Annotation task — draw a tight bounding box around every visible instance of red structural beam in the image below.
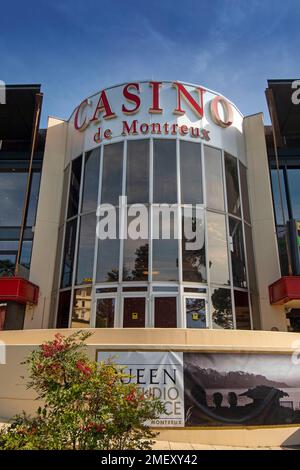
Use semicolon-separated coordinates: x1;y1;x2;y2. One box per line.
0;277;39;305
269;276;300;305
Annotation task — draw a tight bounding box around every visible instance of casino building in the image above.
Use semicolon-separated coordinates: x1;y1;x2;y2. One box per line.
0;79;299;332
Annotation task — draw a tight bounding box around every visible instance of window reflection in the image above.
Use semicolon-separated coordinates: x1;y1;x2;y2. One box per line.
204;146;224;211
229;217;247;288
287;169;300;219
76;213;96;285
96;209;120;282
123;240;149;281
61;218;77;288
211;287;233;329
126;140;149;204
67;156;82;218
56;290;71;328
101;142;123;205
244;224;257;291
82;148;100;213
225;153;241;216
182;211;206;282
186;297;206;328
96;298;115;328
270;169;288;225
234;290;251;330
207;212;229;285
239;163;251;223
153;139;177;203
26;172;41;227
180;141;202;204
0;171;27;226
71;287;92;328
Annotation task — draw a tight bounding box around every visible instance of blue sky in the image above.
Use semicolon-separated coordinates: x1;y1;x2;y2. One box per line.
0;0;299;127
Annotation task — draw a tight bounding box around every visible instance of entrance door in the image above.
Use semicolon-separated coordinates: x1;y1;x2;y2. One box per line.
184;296;207;328
95;297;116;328
154;296;177;328
123;297;146;328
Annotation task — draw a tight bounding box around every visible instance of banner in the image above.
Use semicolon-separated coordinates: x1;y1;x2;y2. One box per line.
97;351;300;427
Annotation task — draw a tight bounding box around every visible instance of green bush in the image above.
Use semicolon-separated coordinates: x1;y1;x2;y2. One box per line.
0;331;164;450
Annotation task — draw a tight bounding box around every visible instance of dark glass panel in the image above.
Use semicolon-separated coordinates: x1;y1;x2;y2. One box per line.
154;297;177;328
60;166;70;226
0;171;27;226
61;218;77;288
76;213;96;285
82;148;100;213
123;213;148;281
211;287;233;329
152;239;178;281
229;217;247;288
182;211;206;282
153;139;177;203
26;171;41;227
244;224;257;291
96;238;120;282
67;156;82;218
225;153;241;216
234;290;251;330
180;141;202;204
287;169;300;219
71;287;92;328
56;290;71;328
270;169;288;225
126;140;149;204
0;253;16;277
207;212;229;285
204;146;224;211
96;298;115;328
239;163;251;223
276;225;289;276
101;142;123;205
186;297;206;328
123;297;145;327
20;240;32;270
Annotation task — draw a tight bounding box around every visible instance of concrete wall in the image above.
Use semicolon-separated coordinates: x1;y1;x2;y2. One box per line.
25;118;68;330
0;328;299;447
244;113;286;331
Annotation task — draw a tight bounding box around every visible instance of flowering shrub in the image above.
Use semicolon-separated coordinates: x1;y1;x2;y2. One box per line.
0;331;164;450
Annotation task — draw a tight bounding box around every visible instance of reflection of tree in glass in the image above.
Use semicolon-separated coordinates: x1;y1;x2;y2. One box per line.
186;299;206;324
0;259;15;277
182;216;206;282
123;244;149;281
211;288;233;329
106;268;119;282
96;298;114;328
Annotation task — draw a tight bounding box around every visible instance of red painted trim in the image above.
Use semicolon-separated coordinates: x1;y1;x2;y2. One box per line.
269;276;300;305
0;277;39;305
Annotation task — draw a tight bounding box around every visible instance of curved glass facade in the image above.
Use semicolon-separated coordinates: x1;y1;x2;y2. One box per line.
55;137;255;330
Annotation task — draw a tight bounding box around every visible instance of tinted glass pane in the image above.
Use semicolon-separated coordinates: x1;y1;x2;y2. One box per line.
71;287;92;328
56;290;71;328
67;156;82;218
26;172;41;226
53;227;64;291
60;166;70;226
287;169;300;219
186;297;206;328
76;213;96;285
154;297;177;328
101;142;123;205
276;225;289;276
239;163;251;223
123;297;145;327
0;171;27;226
153;139;177;203
244;224;257;291
126;140;149;204
225;153;241;216
182;211;206;282
180;141;202;204
82;148;100;213
207;212;229;285
0;253;16;276
204;146;224;211
61;218;77;288
20;240;32;270
96;208;120;282
229;217;247;288
211;287;233;329
123;241;149;281
270;169;288;225
234;290;251;330
96;298;115;328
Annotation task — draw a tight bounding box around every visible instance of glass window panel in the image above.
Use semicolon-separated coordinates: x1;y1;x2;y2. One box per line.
71;287;92;328
26;172;41;227
20;240;32;270
56;290;71;328
182;210;206;282
244;224;257;291
229;217;247;288
207;212;229;285
60;166;70;226
276;225;289;276
53;227;64;291
234;290;251;330
180;141;202;204
153;139;177;203
270;169;288;225
154;297;177;328
67;156;82;218
96;298;115;328
225;153;241;216
96;208;120;282
186;297;207;328
82;148;100;213
126;140;149;204
287;169;300;219
204;146;224;211
0;171;27;226
0;253;16;277
101;142;123;205
76;213;96;285
61;218;77;288
123;297;145;327
210;287;234;329
152;239;178;281
239;163;251;223
123;213;148;281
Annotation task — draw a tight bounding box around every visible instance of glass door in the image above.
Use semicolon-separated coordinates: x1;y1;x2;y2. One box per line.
123;296;146;328
153;296;177;328
184;296;207;328
95;296;116;328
